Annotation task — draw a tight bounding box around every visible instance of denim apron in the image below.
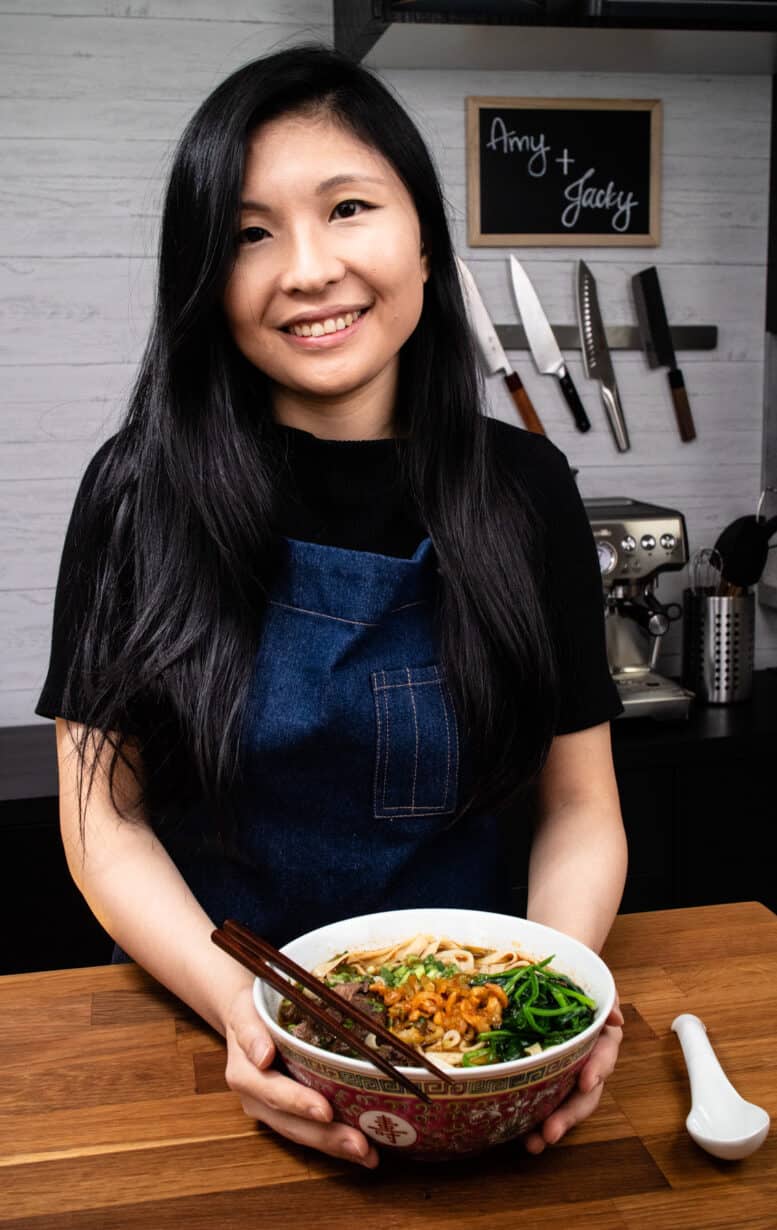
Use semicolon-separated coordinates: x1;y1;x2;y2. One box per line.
113;533;512;960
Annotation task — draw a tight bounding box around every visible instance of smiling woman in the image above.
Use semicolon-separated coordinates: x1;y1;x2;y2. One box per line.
36;43;625;1171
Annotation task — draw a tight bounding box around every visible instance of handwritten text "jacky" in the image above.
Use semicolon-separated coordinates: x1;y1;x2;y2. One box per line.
562;168;638;233
486;117;549;178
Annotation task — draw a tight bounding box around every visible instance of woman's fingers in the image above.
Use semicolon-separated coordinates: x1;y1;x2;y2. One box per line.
521;1018;624;1154
606;991;625;1029
224;987;379;1167
233;1051;378;1167
226;1019;336;1123
576;1021;623;1094
523;1078;605;1153
243;1095;380;1168
227;988;277;1069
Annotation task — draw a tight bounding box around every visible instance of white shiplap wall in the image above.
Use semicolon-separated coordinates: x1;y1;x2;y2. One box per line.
2;3;775;727
384;67;776;677
1;2;332;727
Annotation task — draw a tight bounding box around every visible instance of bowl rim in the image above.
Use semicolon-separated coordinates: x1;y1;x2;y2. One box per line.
252;908;615;1081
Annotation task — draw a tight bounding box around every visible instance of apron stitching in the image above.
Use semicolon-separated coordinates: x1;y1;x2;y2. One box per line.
435;666;452;808
373;679;441;691
372;672;383;818
390;600;430;614
381;669;391;810
268;599;429;624
444;673;460;808
268;600;378;627
406;666;419;810
379;798;453;811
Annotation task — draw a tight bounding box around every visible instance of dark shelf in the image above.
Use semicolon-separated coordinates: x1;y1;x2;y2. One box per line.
335;1;777;70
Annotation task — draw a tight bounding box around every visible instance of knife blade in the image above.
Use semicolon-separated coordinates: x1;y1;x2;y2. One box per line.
577;260;630;453
632;266;697;443
455;256;546;436
508;256;591;434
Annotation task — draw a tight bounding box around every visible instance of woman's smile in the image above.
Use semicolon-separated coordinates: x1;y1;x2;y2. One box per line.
280;305;370;347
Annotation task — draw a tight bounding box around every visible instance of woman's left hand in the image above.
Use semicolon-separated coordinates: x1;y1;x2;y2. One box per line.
522;991;625;1154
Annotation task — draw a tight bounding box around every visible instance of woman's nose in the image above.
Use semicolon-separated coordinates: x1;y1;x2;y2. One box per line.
278;229;345;295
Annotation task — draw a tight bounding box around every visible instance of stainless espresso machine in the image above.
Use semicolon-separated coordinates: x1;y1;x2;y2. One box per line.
583;497;695;720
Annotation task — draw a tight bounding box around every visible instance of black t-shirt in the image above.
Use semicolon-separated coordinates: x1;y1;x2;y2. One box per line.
35;415;622;733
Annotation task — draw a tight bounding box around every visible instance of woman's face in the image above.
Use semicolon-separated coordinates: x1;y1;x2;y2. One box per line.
222;110;429;435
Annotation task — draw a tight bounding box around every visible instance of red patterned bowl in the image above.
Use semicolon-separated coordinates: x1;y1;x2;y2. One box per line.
252;908;615;1160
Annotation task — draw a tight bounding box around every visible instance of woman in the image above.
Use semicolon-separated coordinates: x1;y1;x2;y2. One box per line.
38;44;626;1168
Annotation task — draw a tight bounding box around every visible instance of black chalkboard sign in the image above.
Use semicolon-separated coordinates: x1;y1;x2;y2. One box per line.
466;97;661;247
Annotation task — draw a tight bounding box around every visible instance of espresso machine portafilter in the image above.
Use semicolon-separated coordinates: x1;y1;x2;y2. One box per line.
583;497;696;720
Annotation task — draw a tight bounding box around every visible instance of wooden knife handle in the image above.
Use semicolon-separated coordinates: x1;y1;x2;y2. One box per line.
504;371;546;435
668;369;696;442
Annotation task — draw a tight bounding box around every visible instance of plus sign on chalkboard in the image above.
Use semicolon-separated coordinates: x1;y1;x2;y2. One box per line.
466;97;661;247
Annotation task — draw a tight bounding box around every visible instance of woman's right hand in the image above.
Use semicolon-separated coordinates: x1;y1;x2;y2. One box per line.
224;985;380;1168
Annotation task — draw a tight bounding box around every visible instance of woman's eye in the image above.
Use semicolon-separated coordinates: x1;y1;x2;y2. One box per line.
331;199;372;220
238;226;269;245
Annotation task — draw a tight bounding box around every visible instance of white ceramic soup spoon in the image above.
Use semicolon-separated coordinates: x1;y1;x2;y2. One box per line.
671;1013;770;1160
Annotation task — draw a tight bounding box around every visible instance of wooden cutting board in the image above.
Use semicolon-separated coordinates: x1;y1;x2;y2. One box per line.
1;902;775;1229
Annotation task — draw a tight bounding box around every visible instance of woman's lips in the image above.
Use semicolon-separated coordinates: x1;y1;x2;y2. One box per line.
280;308;369;349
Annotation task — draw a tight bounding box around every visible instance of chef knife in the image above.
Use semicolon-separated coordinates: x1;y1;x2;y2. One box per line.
508;256;591;433
576;260;630;452
455;256;546;436
632;266;697;442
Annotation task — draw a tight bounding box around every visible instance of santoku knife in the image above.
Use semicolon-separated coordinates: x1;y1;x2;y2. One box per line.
577;260;630;452
456;256;546;436
509;255;591;434
632;266;697;442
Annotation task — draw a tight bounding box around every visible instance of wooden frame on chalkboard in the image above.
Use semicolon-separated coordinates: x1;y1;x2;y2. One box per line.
467;97;661;247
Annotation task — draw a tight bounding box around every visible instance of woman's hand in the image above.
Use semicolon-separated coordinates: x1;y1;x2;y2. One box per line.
224;985;380;1168
522;993;625;1154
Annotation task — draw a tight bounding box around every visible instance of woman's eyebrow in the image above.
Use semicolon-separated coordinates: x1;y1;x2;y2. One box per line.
241;173;387;212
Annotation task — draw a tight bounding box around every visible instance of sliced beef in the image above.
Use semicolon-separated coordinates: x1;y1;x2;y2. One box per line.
281;979;410;1065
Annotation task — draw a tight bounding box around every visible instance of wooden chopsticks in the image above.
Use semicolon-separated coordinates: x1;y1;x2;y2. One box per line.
211;918;458;1102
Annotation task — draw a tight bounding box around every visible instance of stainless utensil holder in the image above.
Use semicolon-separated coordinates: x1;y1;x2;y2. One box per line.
682;590;755;704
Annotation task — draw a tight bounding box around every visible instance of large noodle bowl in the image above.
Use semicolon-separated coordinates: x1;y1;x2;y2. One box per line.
279;932;597;1068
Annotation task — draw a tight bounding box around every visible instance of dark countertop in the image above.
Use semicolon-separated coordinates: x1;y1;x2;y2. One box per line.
611;667;777;767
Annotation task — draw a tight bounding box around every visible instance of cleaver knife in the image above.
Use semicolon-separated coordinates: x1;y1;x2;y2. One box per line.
632;266;697;442
456;256;546;435
509;256;591;433
577;260;630;452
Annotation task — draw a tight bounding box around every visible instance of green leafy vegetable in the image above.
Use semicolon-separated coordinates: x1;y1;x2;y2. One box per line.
462;955;596;1066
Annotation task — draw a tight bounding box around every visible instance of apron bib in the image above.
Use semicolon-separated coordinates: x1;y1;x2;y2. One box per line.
114;535;513;958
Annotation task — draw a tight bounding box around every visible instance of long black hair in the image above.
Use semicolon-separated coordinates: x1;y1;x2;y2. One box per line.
65;43;559;842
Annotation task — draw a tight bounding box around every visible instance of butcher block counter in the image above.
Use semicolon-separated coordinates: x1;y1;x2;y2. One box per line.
1;901;776;1229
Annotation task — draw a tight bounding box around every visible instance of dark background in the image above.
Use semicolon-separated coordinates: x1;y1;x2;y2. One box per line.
3;669;776;976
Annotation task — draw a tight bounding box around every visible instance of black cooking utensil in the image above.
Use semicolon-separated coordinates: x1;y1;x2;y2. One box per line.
713;514;777;588
632;266;697;443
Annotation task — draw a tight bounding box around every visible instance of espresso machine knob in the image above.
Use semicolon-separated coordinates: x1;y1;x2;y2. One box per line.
640;534;657;551
644;590;683;635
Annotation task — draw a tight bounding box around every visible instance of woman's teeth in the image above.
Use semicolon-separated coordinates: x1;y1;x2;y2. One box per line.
286;309;364;337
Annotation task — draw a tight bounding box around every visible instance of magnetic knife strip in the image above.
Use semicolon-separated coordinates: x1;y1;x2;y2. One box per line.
496;325;716;352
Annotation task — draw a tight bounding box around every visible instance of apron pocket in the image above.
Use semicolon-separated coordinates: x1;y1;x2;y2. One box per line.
370;664;459;819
